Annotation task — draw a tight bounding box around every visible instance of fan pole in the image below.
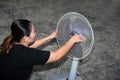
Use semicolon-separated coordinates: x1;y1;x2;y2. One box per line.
68;57;79;80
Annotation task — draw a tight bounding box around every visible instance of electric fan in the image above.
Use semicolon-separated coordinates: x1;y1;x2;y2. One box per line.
50;12;94;80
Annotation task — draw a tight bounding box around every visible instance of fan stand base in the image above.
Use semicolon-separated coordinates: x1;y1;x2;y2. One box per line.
49;72;82;80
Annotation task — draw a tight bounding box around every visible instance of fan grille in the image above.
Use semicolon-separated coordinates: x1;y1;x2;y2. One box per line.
56;12;94;59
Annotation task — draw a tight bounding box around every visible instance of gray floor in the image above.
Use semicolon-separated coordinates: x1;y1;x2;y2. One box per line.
0;0;120;80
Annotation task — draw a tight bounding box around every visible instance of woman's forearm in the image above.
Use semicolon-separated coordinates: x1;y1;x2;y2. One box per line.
47;38;75;63
54;39;74;59
29;31;57;48
29;36;51;48
46;34;82;63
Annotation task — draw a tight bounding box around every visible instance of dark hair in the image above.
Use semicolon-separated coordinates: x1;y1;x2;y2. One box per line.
0;19;32;54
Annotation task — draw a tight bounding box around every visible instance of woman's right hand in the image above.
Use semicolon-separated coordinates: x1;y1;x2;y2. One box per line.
70;34;82;44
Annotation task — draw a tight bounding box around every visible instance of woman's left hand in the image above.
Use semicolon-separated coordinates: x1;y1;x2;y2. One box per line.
48;31;57;39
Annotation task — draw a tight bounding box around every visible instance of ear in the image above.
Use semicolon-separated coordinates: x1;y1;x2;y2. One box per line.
22;36;29;43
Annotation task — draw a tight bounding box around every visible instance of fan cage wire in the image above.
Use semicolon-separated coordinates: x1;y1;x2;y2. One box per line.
56;12;94;60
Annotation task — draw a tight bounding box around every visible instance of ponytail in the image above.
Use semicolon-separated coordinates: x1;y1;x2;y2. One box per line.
0;19;32;55
0;35;14;55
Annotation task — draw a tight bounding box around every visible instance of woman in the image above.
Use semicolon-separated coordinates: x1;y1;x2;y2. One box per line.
0;19;82;80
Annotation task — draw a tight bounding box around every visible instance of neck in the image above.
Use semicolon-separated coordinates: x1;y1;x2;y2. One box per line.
15;42;29;47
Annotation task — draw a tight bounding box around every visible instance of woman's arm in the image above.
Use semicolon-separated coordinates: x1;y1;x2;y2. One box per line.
46;34;82;63
29;31;57;48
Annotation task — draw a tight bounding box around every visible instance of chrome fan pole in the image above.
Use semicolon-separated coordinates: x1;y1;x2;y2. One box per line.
68;57;82;80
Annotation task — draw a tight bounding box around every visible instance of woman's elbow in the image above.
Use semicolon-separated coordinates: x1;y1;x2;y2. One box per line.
46;51;61;64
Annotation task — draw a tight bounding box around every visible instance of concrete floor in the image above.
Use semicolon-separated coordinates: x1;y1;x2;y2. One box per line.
0;0;120;80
